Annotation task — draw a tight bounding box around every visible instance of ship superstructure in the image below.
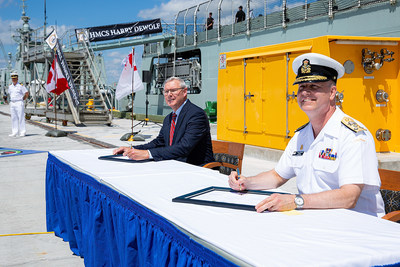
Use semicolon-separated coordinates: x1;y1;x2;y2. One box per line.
2;0;113;125
136;0;400;116
134;0;400;153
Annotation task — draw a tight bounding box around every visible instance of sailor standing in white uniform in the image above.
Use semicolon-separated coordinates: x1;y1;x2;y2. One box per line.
228;53;385;217
8;72;29;137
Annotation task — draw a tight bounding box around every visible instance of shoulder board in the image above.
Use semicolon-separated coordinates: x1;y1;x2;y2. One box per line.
295;122;309;132
341;117;366;133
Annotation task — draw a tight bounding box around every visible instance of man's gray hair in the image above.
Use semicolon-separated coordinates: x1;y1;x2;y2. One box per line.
163;77;187;89
328;80;337;86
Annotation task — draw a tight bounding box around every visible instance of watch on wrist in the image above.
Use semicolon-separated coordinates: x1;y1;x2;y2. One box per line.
294;194;304;209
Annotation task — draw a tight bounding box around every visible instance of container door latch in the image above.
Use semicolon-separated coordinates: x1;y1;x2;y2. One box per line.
244;92;254;100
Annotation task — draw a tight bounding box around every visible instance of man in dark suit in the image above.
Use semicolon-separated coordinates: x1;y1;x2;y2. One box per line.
113;77;214;166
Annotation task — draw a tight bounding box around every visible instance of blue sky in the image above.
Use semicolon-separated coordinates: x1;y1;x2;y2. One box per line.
0;0;203;84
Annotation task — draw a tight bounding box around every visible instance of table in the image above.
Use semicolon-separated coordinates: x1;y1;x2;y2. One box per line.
46;149;400;266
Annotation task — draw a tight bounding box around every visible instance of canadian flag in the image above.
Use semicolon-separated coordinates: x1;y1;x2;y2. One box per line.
46;56;70;95
115;48;144;100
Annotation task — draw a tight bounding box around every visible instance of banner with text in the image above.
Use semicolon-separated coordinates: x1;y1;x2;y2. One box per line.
54;39;80;106
75;18;162;42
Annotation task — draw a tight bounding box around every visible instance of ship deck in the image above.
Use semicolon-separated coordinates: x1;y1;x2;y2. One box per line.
0;102;399;265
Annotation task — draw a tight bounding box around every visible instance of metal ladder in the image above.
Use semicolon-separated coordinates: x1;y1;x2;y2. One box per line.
65;44;112;125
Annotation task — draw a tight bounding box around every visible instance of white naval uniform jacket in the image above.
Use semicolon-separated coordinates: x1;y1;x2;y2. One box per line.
9;83;28;101
8;83;28;135
275;108;385;217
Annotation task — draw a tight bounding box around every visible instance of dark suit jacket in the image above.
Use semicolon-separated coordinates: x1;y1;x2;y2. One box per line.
134;100;214;166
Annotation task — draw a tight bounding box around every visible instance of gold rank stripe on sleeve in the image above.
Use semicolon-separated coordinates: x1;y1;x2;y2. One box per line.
341;117;366;133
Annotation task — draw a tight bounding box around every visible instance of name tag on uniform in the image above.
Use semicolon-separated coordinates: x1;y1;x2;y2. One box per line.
292;151;304;156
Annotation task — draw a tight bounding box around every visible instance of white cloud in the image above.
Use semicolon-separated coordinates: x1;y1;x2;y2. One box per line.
103;45;144;85
0;17;22;68
0;17;22;46
136;0;290;26
138;0;205;22
108;51;122;57
107;50;127;66
42;24;77;43
103;47;138;84
0;0;14;8
0;16;75;60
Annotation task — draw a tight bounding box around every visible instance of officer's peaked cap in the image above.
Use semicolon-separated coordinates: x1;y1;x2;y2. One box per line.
292;53;344;85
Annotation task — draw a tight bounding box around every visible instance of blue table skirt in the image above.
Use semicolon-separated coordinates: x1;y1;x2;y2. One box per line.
46;153;236;267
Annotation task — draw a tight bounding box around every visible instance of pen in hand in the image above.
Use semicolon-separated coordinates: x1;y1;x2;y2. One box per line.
236;167;241;191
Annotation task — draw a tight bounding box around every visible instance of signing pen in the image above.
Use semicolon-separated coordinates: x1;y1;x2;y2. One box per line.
236;168;241;191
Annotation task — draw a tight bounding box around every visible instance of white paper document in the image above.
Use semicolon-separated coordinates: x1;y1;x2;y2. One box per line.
192;190;269;206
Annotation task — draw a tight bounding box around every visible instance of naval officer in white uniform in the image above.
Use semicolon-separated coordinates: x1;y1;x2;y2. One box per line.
228;53;385;217
8;72;29;137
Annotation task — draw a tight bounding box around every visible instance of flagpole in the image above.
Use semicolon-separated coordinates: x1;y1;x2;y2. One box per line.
130;47;135;148
54;56;57;130
54;92;57;130
45;48;67;138
119;47;149;142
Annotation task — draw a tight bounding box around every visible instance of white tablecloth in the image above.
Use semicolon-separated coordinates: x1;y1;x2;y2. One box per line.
51;149;400;266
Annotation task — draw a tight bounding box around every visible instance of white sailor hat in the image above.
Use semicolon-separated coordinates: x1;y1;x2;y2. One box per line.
292;53;345;85
10;72;18;78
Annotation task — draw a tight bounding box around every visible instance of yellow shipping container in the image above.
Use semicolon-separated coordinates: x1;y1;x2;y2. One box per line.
217;36;400;153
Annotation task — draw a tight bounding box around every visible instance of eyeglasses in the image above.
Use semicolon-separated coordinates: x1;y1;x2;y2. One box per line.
162;87;184;95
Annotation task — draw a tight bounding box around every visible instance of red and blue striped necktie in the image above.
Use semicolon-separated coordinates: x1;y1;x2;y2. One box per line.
169;113;177;146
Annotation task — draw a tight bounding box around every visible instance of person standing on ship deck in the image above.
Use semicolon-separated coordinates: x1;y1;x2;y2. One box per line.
206;12;214;30
235;6;246;23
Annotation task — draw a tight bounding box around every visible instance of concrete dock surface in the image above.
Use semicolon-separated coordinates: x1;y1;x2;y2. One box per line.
0;103;398;266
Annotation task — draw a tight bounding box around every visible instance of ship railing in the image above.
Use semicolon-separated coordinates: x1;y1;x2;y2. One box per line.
162;0;396;50
58;29;82;53
18;25;53;112
19;25;112;124
20;25;52;63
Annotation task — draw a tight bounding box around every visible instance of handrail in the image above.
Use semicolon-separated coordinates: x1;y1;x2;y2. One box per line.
217;0;223;42
168;0;394;49
194;4;200;46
